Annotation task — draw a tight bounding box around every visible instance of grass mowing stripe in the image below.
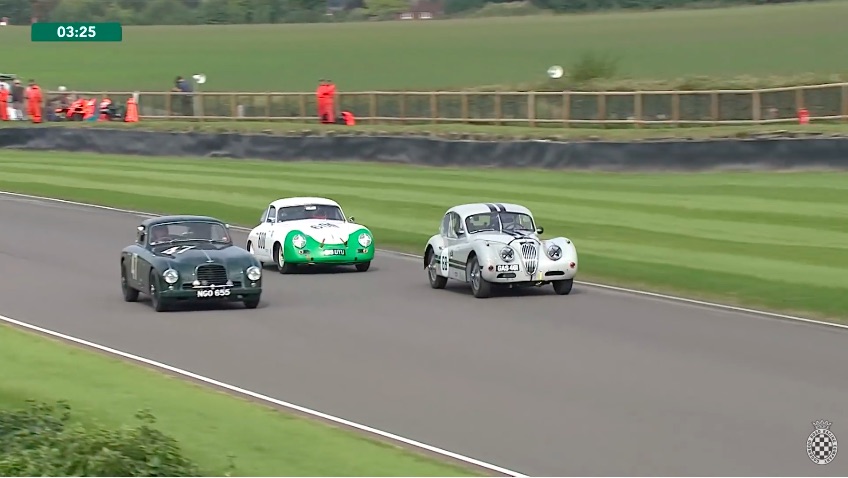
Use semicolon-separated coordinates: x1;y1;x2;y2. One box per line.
582;254;848;320
9;168;845;253
0;324;477;477
589;239;841;289
7;161;848;221
1;152;845;321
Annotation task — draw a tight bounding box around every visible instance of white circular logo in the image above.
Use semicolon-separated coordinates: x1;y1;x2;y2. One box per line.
807;423;838;465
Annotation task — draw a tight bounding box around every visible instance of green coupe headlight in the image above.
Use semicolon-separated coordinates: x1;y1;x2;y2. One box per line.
246;266;262;281
358;233;372;247
292;234;306;249
163;268;179;284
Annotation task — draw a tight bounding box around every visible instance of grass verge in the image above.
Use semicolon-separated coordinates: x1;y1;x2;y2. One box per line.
0;151;845;322
4;120;848;141
0;322;479;476
3;2;848;91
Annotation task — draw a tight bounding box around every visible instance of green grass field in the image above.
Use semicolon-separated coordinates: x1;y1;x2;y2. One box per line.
2;1;848;91
1;150;846;321
0;323;478;476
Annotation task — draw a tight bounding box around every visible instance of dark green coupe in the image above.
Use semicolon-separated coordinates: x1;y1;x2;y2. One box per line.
120;215;263;312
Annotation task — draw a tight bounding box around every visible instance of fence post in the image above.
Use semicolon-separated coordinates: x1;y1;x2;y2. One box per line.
430;92;438;124
634;91;643;128
165;93;172;118
752;90;761;124
231;94;237;119
597;93;606;128
671;92;680;127
265;93;271;119
562;91;570;128
710;91;719;126
299;94;306;120
842;84;848;123
795;87;804;113
494;92;502;126
461;93;469;124
369;93;377;125
399;92;406;124
527;91;536;127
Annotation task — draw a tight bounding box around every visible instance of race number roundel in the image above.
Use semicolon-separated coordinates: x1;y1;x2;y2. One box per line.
440;250;449;274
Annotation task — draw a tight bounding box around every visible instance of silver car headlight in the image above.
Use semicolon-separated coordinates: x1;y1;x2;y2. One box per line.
546;244;562;261
358;232;372;247
292;234;306;249
246;266;262;281
162;268;179;284
500;247;514;262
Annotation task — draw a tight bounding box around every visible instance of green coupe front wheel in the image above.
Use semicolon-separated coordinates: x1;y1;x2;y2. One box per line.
355;261;371;272
149;271;170;312
243;296;260;309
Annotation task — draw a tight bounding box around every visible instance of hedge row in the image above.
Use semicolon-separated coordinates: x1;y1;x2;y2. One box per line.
0;401;210;477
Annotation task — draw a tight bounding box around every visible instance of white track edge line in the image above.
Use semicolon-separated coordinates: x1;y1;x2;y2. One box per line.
0;312;526;477
1;190;845;332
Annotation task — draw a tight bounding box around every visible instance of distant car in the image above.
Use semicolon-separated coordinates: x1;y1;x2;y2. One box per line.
246;197;375;273
120;215;263;312
423;203;578;298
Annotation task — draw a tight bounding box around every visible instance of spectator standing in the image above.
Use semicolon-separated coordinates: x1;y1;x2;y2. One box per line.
25;79;43;123
11;79;24;120
173;76;193;116
0;83;8;121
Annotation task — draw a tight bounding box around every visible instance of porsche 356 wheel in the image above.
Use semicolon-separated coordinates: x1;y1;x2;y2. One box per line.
468;256;492;298
149;271;169;312
552;278;574;295
121;263;139;302
355;261;371;272
427;250;447;289
274;243;297;274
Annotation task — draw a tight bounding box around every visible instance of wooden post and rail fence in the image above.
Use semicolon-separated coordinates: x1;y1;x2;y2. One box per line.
50;82;848;128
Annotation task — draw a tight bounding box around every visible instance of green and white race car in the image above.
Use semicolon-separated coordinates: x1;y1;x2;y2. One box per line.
247;197;375;273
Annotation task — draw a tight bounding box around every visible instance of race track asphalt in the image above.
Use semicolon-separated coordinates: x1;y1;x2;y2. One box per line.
1;193;847;476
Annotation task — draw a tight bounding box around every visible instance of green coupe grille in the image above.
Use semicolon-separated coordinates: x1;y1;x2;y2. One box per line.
196;264;228;285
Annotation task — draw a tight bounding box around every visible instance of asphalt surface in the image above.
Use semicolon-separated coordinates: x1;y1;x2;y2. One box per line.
1;193;847;476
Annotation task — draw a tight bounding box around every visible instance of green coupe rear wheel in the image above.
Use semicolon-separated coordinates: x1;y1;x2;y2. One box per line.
121;262;139;302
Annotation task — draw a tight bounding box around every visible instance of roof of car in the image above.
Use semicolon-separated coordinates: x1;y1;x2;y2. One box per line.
140;215;225;227
270;197;341;209
448;202;532;217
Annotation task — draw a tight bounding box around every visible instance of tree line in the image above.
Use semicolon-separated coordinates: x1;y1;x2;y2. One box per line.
0;0;817;25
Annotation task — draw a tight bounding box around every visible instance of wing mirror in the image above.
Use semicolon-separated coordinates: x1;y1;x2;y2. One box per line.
536;226;544;234
457;227;465;235
348;216;355;223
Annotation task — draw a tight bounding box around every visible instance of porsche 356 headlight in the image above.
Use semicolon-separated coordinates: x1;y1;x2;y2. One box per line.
358;233;372;247
546;244;562;261
500;247;514;262
292;234;306;249
246;266;262;281
163;268;179;284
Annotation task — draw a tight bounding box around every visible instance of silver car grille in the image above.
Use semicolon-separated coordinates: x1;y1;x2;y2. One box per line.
520;241;538;275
